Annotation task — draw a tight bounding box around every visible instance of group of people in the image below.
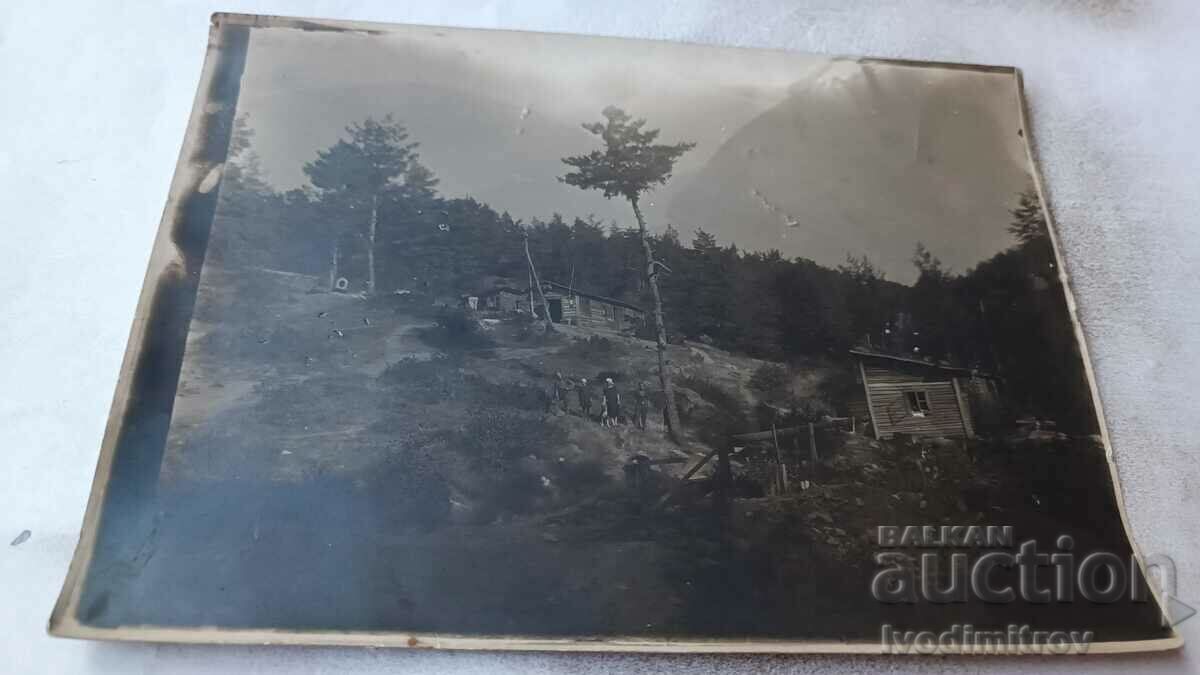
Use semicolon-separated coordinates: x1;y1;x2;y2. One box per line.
551;372;651;430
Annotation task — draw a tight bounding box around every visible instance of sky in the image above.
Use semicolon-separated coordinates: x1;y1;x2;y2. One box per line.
233;24;1033;284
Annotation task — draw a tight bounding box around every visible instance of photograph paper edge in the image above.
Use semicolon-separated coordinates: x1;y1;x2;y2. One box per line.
47;12;1182;654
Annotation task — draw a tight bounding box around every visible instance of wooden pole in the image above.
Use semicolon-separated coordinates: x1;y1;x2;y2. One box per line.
329;240;339;291
366;193;378;295
715;444;733;520
630;197;681;443
808;422;819;482
771;424;788;493
679;447;719;481
523;232;554;333
859;359;882;440
951;377;974;439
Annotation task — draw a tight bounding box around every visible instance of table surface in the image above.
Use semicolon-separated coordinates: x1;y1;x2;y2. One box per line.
2;1;1198;672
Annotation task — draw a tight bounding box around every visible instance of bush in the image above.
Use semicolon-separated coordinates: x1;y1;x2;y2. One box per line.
749;363;791;397
676;374;748;445
419;307;495;351
818;365;861;411
780;395;838;425
453;408;567;516
455;407;565;467
562;334;623;361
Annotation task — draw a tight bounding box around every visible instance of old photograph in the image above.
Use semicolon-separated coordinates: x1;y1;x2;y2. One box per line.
51;14;1178;652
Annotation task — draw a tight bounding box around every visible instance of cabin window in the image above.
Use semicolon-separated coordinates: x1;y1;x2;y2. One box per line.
905;390;931;417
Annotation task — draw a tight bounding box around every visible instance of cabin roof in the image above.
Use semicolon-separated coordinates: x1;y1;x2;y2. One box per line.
849;348;984;376
540;281;645;313
475;286;526;297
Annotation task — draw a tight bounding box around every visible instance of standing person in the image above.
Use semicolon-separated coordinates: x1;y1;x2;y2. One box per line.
577;378;592;419
603;378;622;426
562;376;575;414
545;377;558;414
634;381;650;430
552;371;570;415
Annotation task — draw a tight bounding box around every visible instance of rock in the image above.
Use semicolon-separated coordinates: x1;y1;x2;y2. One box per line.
854;497;865;507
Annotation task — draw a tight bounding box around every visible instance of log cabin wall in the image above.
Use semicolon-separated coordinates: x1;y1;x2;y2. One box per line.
868;380;966;438
571;294;643;332
853;353;975;440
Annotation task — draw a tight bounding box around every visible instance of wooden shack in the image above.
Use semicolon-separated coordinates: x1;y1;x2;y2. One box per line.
534;281;645;333
474;286;528;313
847;349;1000;440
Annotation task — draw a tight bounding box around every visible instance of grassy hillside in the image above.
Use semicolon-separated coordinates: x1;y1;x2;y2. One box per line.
99;272;1165;642
166;267;847;522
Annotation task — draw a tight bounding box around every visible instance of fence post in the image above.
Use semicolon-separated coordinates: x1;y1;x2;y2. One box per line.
715;444;733;521
808;422;819;481
771;424;788;493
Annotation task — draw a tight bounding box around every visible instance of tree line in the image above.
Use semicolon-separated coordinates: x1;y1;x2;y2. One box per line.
209;113;1097;433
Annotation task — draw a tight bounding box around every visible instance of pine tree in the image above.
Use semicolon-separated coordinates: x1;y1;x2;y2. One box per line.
561;107;696;442
303;116;434;293
1008;188;1048;244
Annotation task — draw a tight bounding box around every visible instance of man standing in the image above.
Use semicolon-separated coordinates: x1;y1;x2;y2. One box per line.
552;372;570;415
561;376;575;414
603;378;622;426
634;381;650;430
577;377;592;419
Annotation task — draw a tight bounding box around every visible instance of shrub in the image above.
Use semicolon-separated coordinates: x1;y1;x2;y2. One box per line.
676;374;748;445
419;307;495;351
563;334;620;360
455;407;565;467
779;395;838;424
452;408;567;516
749;363;791;397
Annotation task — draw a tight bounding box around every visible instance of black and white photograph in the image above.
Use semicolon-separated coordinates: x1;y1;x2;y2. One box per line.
47;13;1180;654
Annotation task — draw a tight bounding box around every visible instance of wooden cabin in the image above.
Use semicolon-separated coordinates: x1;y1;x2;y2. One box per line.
534;281;645;333
473;286;528;313
847;349;1000;440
